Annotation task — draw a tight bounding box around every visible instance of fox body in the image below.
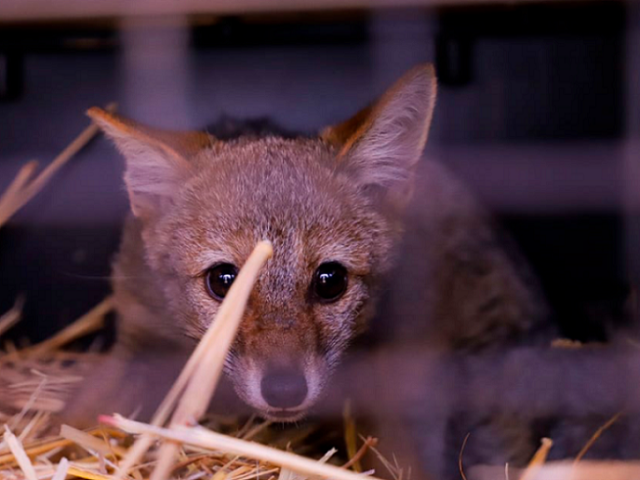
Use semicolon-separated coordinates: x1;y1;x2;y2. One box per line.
65;65;552;448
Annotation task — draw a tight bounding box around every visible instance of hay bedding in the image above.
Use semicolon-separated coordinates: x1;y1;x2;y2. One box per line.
1;107;640;480
0;343;375;480
0;343;379;480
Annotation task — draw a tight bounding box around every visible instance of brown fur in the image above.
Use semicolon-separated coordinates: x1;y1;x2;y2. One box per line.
65;65;553;479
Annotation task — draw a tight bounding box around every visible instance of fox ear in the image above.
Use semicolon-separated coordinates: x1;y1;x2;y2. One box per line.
88;108;215;220
321;64;437;210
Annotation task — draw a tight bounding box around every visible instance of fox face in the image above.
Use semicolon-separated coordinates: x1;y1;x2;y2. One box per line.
89;65;437;421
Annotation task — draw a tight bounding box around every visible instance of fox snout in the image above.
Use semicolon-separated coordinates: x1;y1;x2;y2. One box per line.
261;367;308;410
228;338;326;421
227;312;330;421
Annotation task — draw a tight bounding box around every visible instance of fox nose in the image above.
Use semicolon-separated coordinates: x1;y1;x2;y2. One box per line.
261;369;308;409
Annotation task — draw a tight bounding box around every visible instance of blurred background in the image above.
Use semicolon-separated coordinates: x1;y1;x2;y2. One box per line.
1;0;638;344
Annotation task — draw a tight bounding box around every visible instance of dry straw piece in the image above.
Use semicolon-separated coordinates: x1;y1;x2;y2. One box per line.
3;425;37;480
519;438;553;480
0;297;24;338
0;296;114;365
0;102;117;229
103;414;381;480
470;461;640;480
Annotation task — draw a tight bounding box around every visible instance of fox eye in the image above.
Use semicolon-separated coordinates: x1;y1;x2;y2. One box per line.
312;262;348;302
205;263;238;300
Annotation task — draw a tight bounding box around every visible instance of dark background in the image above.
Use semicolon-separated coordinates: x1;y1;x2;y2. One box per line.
0;1;638;344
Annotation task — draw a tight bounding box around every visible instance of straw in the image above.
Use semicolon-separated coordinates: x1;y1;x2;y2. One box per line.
103;415;384;480
0;103;117;228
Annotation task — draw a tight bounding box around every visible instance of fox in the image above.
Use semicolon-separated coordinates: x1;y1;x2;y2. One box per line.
63;64;555;471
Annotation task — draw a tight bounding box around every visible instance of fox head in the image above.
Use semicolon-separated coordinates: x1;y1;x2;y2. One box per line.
89;65;437;421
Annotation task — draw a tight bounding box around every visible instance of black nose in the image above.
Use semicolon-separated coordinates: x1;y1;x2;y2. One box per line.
261;369;308;409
